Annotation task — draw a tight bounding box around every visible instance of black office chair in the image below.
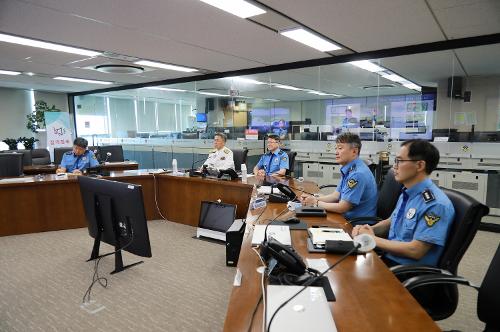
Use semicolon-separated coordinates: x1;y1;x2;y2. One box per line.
0;153;24;177
403;244;500;331
98;145;124;162
286;151;297;176
319;168;402;226
54;147;73;165
31;148;51;165
391;188;490;321
232;148;248;172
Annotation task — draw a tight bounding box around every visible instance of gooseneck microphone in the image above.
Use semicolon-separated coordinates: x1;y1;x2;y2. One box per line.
266;234;376;331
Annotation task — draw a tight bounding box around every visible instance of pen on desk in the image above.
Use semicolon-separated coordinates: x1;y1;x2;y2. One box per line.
321;229;342;233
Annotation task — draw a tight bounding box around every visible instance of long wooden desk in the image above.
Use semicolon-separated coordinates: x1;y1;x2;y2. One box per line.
22;161;139;175
223;179;440;332
0;171;252;236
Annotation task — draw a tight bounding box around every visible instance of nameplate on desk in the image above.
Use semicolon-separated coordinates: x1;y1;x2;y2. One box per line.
0;177;35;184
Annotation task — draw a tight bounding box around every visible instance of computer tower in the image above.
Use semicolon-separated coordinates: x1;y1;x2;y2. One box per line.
225;219;246;267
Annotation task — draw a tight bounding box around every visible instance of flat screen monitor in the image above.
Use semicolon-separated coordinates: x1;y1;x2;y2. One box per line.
196;113;207;122
198;201;236;233
97;145;124;162
78;176;152;273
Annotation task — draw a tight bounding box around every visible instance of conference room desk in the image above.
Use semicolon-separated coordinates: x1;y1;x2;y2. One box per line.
0;171;253;236
22;161;139;175
223;178;440;332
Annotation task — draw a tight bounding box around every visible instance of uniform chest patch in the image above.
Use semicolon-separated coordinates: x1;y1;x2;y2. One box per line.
406;208;416;219
220;156;225;160
424;212;441;227
347;179;358;189
82;157;87;161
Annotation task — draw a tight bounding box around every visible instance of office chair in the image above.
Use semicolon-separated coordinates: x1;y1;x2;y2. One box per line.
232;148;248;172
97;145;124;162
31;148;51;165
285;151;297;176
54;147;73;165
319;168;402;226
0;153;24;177
403;243;500;331
391;188;490;321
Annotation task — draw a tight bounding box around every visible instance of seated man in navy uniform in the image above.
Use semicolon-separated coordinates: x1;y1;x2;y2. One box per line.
253;134;289;177
300;133;377;219
56;137;99;175
353;139;455;267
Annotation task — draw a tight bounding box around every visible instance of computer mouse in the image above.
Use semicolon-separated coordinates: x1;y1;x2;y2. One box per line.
284;217;301;224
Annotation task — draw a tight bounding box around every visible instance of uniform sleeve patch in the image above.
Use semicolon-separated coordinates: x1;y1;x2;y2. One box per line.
424;212;441;227
347;179;358;189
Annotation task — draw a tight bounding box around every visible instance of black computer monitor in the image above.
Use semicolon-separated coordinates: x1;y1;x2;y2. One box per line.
97;145;124;163
198;201;236;233
78;176;152;274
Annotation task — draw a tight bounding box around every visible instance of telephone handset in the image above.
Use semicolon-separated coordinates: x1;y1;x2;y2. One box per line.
260;238;307;275
275;183;297;201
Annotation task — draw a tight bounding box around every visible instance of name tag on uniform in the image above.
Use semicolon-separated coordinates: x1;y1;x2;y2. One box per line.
406;208;416;219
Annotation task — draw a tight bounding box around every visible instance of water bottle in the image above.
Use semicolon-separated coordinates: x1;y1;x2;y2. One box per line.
172;158;178;173
241;164;247;183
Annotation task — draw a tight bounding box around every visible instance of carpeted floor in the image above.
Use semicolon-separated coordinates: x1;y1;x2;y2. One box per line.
0;220;235;332
0;218;499;331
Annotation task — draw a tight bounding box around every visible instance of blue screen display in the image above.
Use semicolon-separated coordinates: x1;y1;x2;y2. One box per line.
196;113;207;122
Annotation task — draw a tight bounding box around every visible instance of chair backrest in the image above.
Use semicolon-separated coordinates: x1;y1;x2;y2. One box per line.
13;149;32;166
478;244;500;330
54;147;73;164
0;153;23;177
286;151;297;176
98;145;124;162
232;148;248;172
438;187;489;274
376;168;403;220
31;148;51;165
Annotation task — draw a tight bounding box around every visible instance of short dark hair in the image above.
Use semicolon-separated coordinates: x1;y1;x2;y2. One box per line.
214;132;227;142
267;134;280;142
401;139;440;174
336;132;361;154
73;137;88;149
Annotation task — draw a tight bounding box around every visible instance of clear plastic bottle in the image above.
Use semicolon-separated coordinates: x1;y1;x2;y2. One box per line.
172;158;178;173
241;164;247;183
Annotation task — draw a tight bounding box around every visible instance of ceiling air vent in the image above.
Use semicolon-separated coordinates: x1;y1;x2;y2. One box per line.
95;64;144;74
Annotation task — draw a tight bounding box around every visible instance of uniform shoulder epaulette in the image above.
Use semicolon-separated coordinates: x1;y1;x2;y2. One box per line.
223;148;230;154
64;151;73;155
422;189;435;203
210;149;217;153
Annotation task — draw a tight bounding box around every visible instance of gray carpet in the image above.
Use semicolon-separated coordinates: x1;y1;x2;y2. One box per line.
0;221;235;332
1;218;499;331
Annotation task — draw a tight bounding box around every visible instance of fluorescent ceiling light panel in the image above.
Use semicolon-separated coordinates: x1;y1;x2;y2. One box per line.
199;0;266;18
403;83;421;91
307;90;341;97
53;76;113;85
280;28;341;52
226;76;267;85
145;87;187;92
135;60;198;73
0;33;101;57
0;69;21;76
264;98;280;102
273;84;302;91
349;60;384;72
198;91;229;97
380;73;406;82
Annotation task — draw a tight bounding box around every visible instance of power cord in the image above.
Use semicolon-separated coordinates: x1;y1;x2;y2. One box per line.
152;173;168;221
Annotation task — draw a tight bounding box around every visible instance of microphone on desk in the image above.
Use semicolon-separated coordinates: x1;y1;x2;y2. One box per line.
266;234;376;332
102;152;112;164
189;158;208;177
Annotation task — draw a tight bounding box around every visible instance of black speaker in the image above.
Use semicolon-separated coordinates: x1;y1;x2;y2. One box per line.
225;219;245;266
447;77;463;99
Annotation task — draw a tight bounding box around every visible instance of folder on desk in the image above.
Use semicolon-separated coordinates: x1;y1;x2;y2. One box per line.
308;227;352;247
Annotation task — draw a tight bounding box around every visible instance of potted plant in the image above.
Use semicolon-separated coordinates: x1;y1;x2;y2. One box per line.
26;100;61;133
18;137;39;150
2;138;19;150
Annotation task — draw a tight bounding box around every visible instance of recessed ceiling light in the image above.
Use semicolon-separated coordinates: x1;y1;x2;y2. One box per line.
145;87;187;92
199;0;266;18
349;60;384;72
402;83;421;91
0;69;22;76
380;73;407;82
226;76;267;85
53;76;113;85
280;28;341;52
0;33;101;57
273;84;302;91
24;72;36;76
135;60;198;73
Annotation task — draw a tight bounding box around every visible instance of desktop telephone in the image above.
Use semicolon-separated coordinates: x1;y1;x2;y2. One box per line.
260;238;306;275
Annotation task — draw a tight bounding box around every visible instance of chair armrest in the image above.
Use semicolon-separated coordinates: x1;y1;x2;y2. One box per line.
347;216;382;226
319;184;337;189
390;264;452;277
403;273;480;292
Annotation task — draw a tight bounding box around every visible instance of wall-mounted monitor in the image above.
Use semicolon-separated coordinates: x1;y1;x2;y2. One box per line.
196;113;207;122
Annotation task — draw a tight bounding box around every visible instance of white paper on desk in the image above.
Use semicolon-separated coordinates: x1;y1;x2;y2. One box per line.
252;225;291;246
308;227;352;245
306;258;330;274
257;186;276;195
